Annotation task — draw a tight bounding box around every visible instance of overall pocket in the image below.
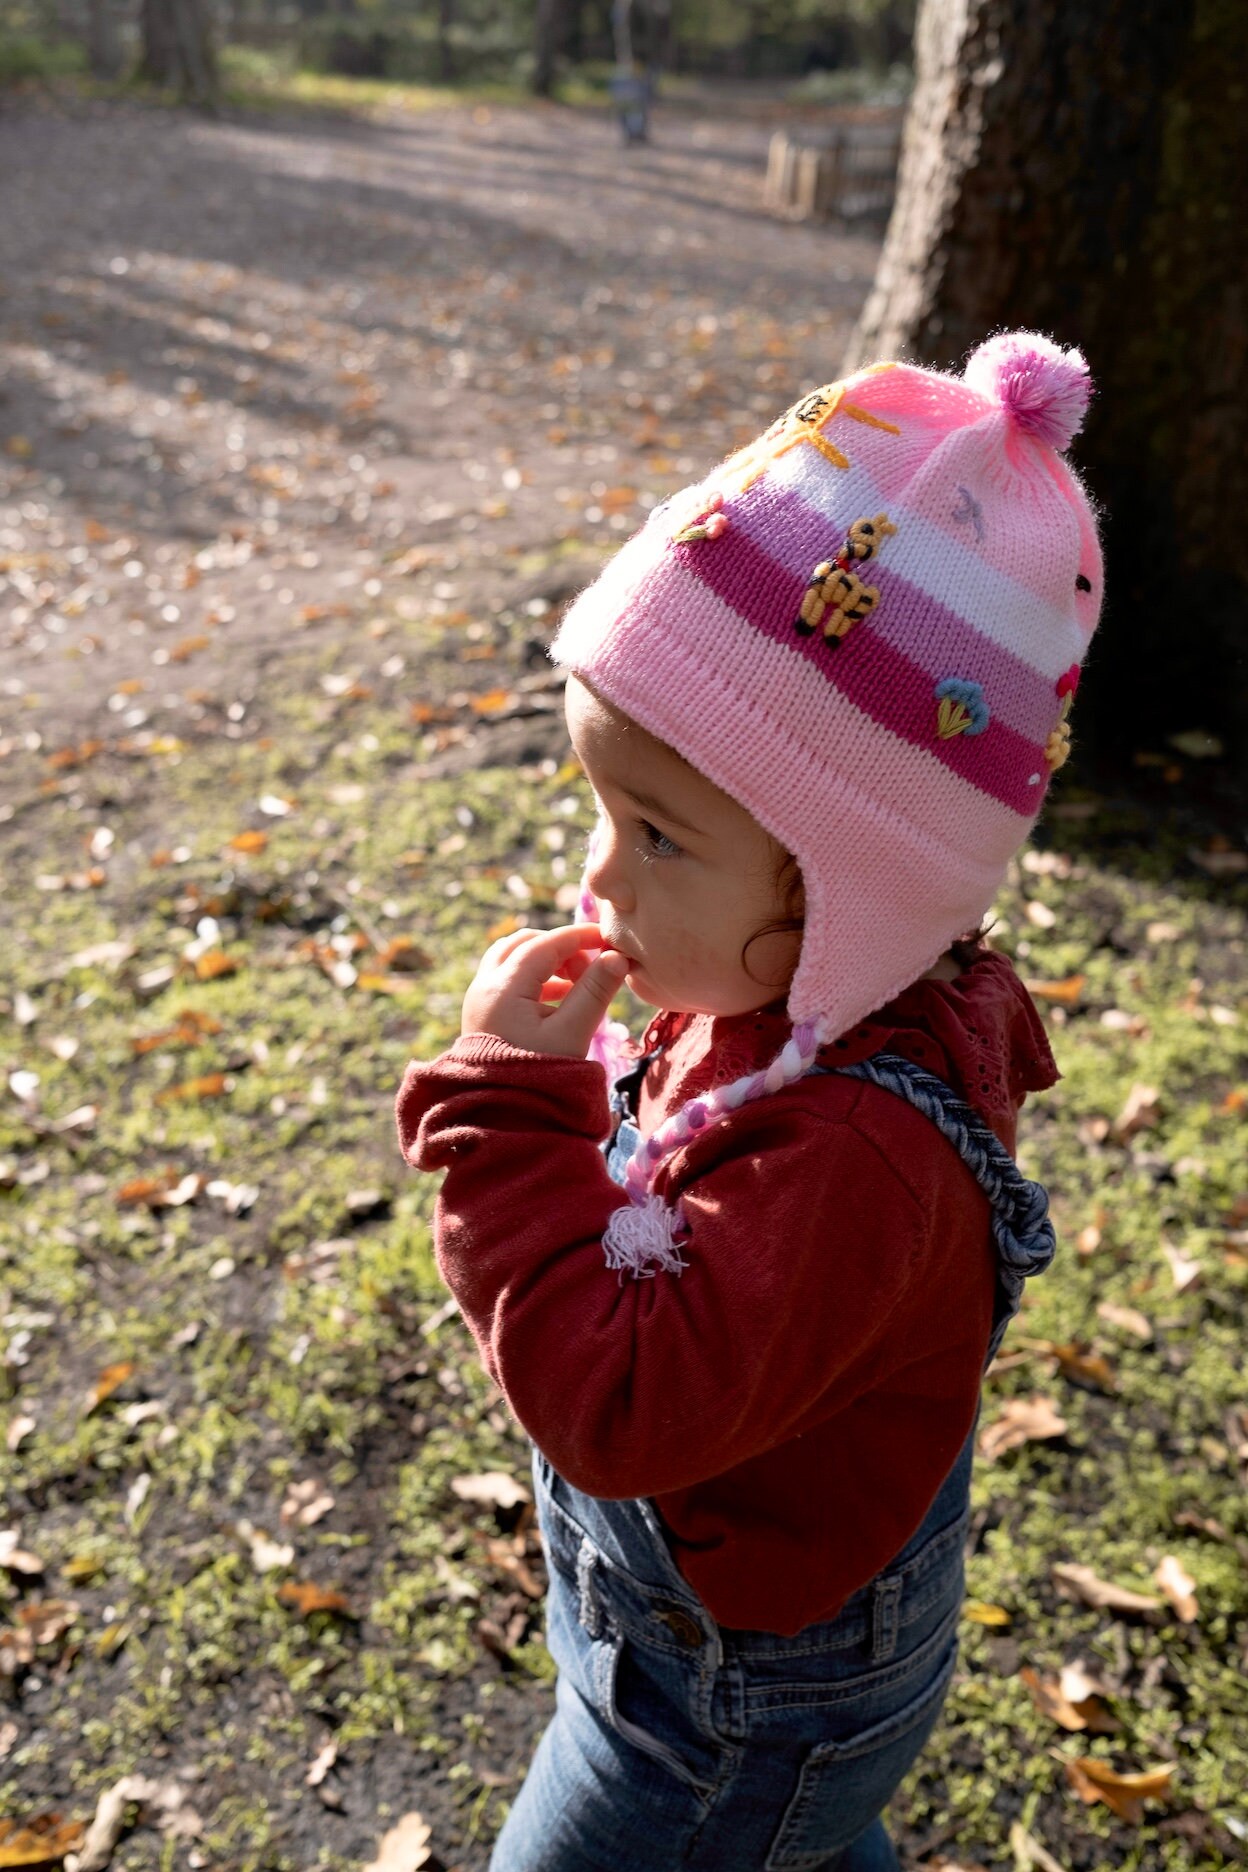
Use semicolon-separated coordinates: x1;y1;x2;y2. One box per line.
534;1452;736;1799
762;1632;959;1870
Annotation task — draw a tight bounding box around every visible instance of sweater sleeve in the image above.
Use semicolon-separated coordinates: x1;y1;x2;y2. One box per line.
396;1035;930;1499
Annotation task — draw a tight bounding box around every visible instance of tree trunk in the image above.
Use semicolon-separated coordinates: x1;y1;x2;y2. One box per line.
846;0;1248;779
139;0;221;109
533;0;567;95
437;0;454;82
87;0;123;79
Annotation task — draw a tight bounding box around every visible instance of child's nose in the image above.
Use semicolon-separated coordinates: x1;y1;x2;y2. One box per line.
586;817;635;914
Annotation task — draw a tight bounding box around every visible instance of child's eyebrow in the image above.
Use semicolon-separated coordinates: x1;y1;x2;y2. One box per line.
621;783;703;838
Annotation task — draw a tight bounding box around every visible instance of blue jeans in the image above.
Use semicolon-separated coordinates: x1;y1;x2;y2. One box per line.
488;1046;1056;1868
489;1429;972;1871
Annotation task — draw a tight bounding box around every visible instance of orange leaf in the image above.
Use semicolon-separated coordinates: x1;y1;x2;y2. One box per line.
116;1173;172;1207
225;830;268;854
1019;1665;1117;1733
468;688;518;716
155;1072;229;1104
278;1582;354;1617
1063;1757;1174;1823
485;914;525;942
1023;973;1086;1007
1048;1341;1117;1393
355;973;408;996
84;1361;137;1414
168;634;211;663
0;1813;87;1866
194;950;239;981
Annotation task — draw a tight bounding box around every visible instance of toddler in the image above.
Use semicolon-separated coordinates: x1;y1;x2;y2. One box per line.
397;332;1102;1871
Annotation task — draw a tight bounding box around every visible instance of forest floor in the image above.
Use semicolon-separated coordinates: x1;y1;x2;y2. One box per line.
1;84;1246;1872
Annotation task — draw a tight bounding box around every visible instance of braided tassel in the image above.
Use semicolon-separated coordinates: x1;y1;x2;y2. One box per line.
608;1019;828;1278
602;1194;690;1278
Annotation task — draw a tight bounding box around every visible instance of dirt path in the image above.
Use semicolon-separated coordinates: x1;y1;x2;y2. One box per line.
1;92;880;751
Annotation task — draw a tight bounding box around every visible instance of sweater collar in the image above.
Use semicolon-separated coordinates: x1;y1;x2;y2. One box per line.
638;947;1060;1136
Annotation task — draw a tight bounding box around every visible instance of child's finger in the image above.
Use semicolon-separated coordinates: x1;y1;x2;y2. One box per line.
493;924;607;995
481;922;600;969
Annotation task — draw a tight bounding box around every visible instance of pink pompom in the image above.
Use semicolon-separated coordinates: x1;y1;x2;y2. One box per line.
963;331;1092;451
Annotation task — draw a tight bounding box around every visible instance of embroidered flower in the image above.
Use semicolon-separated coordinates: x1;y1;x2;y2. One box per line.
934;677;990;740
671;490;728;545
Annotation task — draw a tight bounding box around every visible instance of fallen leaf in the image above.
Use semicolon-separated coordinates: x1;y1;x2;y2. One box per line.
451;1472;532;1511
1153;1554;1199;1622
305;1740;338;1787
1051;1563;1161;1615
5;1416;35;1454
1109;1083;1161;1144
1008;1820;1067;1872
1160;1236;1203;1293
1062;1756;1174;1823
115;1170;203;1209
193;949;239;981
225;829;268;854
962;1599;1012;1626
1019;1665;1118;1733
468;687;519;715
0;1532;43;1576
154;1071;230;1104
278;1581;354;1617
17;1600;77;1646
234;1520;293;1574
1022;973;1086;1007
131;1008;222;1054
83;1362;137;1414
362;1811;433;1872
978;1396;1067;1462
35;867;106;892
168;634;210;662
0;1814;86;1866
1095;1301;1153;1342
1047;1342;1117;1393
1188;846;1247;876
280;1479;335;1528
373;936;433;973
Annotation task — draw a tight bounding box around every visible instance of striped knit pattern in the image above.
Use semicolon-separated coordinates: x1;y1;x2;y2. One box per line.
550;334;1102;1272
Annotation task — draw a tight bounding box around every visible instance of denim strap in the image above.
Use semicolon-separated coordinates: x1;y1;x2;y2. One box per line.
814;1052;1056;1368
603;1048;1056;1367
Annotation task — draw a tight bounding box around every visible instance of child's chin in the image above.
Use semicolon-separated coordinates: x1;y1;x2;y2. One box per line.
623;963;662;1008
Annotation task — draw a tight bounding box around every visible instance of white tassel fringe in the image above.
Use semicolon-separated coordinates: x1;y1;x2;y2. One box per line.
602;1194;689;1278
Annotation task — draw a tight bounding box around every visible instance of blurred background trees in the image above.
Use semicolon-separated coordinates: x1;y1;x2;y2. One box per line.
2;0;1241;773
848;0;1246;773
0;0;915;97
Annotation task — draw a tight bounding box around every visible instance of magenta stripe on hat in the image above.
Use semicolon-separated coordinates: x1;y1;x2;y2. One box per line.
674;529;1046;815
732;478;1059;741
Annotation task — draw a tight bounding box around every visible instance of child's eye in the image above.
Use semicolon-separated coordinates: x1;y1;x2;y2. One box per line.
637;818;682;860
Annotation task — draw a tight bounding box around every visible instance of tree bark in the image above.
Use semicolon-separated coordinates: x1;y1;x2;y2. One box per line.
846;0;1248;778
87;0;123;79
437;0;454;82
138;0;221;110
533;0;568;95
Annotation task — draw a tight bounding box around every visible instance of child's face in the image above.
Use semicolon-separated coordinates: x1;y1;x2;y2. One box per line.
564;675;803;1016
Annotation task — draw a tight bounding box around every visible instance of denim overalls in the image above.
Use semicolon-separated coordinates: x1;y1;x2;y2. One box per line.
489;1051;1056;1872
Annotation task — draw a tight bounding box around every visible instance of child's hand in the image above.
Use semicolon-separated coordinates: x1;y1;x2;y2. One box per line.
461;923;632;1058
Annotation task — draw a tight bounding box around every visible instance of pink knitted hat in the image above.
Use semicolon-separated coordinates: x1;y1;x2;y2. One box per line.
549;332;1103;1273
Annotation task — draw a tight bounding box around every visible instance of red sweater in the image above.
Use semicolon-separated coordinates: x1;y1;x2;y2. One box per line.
396;949;1060;1635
